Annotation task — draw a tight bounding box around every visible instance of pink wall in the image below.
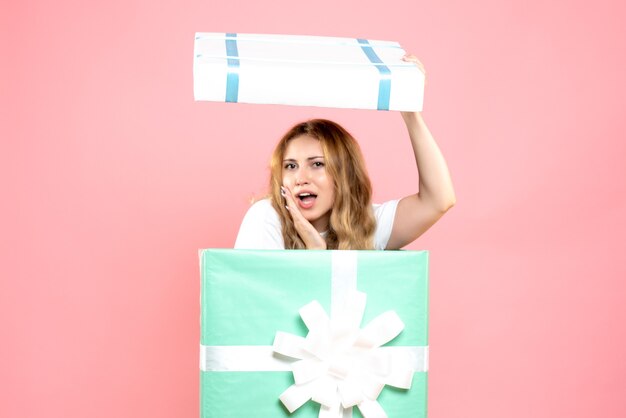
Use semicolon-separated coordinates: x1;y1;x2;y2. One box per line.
2;0;625;417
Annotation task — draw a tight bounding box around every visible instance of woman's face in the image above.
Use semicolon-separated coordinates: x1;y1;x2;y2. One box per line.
282;135;335;232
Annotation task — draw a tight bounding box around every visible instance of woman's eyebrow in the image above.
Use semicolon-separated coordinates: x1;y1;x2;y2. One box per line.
282;156;324;162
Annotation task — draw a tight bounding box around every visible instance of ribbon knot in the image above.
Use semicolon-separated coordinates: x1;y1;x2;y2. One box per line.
273;291;413;418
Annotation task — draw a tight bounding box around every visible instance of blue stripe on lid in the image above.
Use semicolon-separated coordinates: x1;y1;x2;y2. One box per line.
357;39;391;111
225;33;240;103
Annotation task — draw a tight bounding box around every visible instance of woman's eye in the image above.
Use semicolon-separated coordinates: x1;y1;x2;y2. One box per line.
313;161;324;167
284;163;296;170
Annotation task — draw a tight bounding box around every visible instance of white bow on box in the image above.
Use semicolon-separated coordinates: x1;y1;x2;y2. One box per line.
273;290;424;418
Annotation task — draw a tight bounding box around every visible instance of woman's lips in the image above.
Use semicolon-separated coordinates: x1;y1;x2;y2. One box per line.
297;193;317;210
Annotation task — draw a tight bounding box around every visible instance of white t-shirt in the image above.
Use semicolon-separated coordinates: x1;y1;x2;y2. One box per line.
234;198;399;250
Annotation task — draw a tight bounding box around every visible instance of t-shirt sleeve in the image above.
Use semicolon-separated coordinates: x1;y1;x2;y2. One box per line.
234;199;285;249
372;199;399;250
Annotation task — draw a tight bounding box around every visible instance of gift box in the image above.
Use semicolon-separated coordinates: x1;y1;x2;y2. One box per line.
199;249;429;418
193;33;425;111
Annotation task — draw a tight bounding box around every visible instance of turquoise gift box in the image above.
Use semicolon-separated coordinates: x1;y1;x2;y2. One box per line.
199;249;429;418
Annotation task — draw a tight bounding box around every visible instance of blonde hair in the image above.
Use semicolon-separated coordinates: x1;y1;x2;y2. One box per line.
269;119;376;250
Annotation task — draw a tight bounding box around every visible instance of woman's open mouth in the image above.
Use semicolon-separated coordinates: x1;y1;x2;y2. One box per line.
297;192;317;209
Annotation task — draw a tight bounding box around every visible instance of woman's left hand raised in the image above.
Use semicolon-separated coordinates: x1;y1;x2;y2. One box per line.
401;53;426;75
400;54;426;121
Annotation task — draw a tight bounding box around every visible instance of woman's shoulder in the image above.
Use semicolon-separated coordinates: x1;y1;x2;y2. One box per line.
238;198;281;228
235;198;284;249
245;198;278;218
372;199;399;219
371;199;400;250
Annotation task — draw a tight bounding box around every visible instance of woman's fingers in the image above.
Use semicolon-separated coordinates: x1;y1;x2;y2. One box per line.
281;186;310;227
281;185;327;249
281;186;300;215
281;186;309;227
402;54;426;75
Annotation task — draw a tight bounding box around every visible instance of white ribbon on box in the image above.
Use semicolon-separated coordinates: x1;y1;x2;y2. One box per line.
200;251;429;418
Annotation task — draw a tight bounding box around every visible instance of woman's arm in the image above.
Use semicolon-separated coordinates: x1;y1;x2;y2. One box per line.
386;58;456;249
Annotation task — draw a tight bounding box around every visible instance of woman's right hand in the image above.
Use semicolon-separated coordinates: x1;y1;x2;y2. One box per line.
281;186;327;250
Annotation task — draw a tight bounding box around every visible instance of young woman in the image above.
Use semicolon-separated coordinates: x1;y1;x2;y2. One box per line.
234;56;455;250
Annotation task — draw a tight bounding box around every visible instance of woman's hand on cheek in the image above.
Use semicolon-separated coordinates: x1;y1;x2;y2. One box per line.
281;186;327;250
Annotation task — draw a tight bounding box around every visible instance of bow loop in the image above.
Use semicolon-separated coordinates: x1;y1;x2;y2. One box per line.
273;331;308;359
356;311;405;349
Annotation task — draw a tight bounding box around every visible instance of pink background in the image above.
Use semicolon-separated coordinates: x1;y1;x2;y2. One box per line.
2;0;625;417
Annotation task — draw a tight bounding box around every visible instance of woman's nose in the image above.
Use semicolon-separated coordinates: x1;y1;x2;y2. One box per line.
295;169;309;185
